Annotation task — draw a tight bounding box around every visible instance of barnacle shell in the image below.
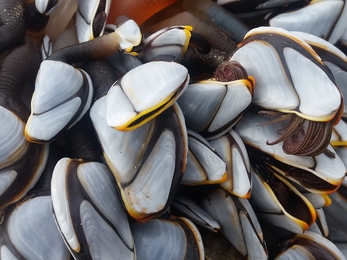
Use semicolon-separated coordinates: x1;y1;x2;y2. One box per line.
250;167;316;233
131;217;204;260
41;35;53;59
269;0;344;40
76;0;112;42
274;231;345;259
209;129;252;198
309;208;329;238
235;108;346;193
51;158;135;259
291;31;347;119
25;60;93;143
331;119;347;148
177;76;254;139
91;97;188;221
232;26;343;124
105;61;189;131
0;196;69;259
114;16;142;54
35;0;63;15
0;107;49;209
181;130;227;186
324;177;347;243
145;11;237;53
172;196;220;232
201;188;268;259
141;26;192;62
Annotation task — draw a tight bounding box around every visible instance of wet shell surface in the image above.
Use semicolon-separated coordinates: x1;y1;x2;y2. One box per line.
291;30;347;119
0;196;69;260
0;104;49;209
209;129;252;198
250;168;316;233
275;231;346;259
131;217;204;260
113;16;142;53
105;61;189;131
25;60;93;143
181;130;227;185
177;77;253;139
269;0;344;40
324;177;347;243
76;0;111;42
172;196;220;232
51;158;135;259
231;26;342;123
235;108;347;193
201;188;268;259
141;26;192;62
91;97;188;221
2;0;347;258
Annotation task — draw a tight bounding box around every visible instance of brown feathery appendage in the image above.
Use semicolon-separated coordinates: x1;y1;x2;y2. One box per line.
214;60;248;82
259;110;334;157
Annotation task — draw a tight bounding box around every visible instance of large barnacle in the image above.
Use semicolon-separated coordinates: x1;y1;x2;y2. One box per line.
231;27;343;157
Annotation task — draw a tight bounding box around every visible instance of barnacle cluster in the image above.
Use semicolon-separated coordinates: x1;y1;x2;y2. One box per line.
1;0;347;259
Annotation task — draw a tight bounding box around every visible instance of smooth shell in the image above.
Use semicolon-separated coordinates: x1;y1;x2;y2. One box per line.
76;0;111;42
269;0;343;40
177;78;253;139
2;196;69;260
131;217;204;260
182;130;227;185
235;108;346;193
26;60;93;143
142;26;191;61
231;26;342;122
250;169;316;233
209;129;251;198
51;158;135;259
106;61;189;131
172;196;220;232
201;188;268;259
91;97;188;221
